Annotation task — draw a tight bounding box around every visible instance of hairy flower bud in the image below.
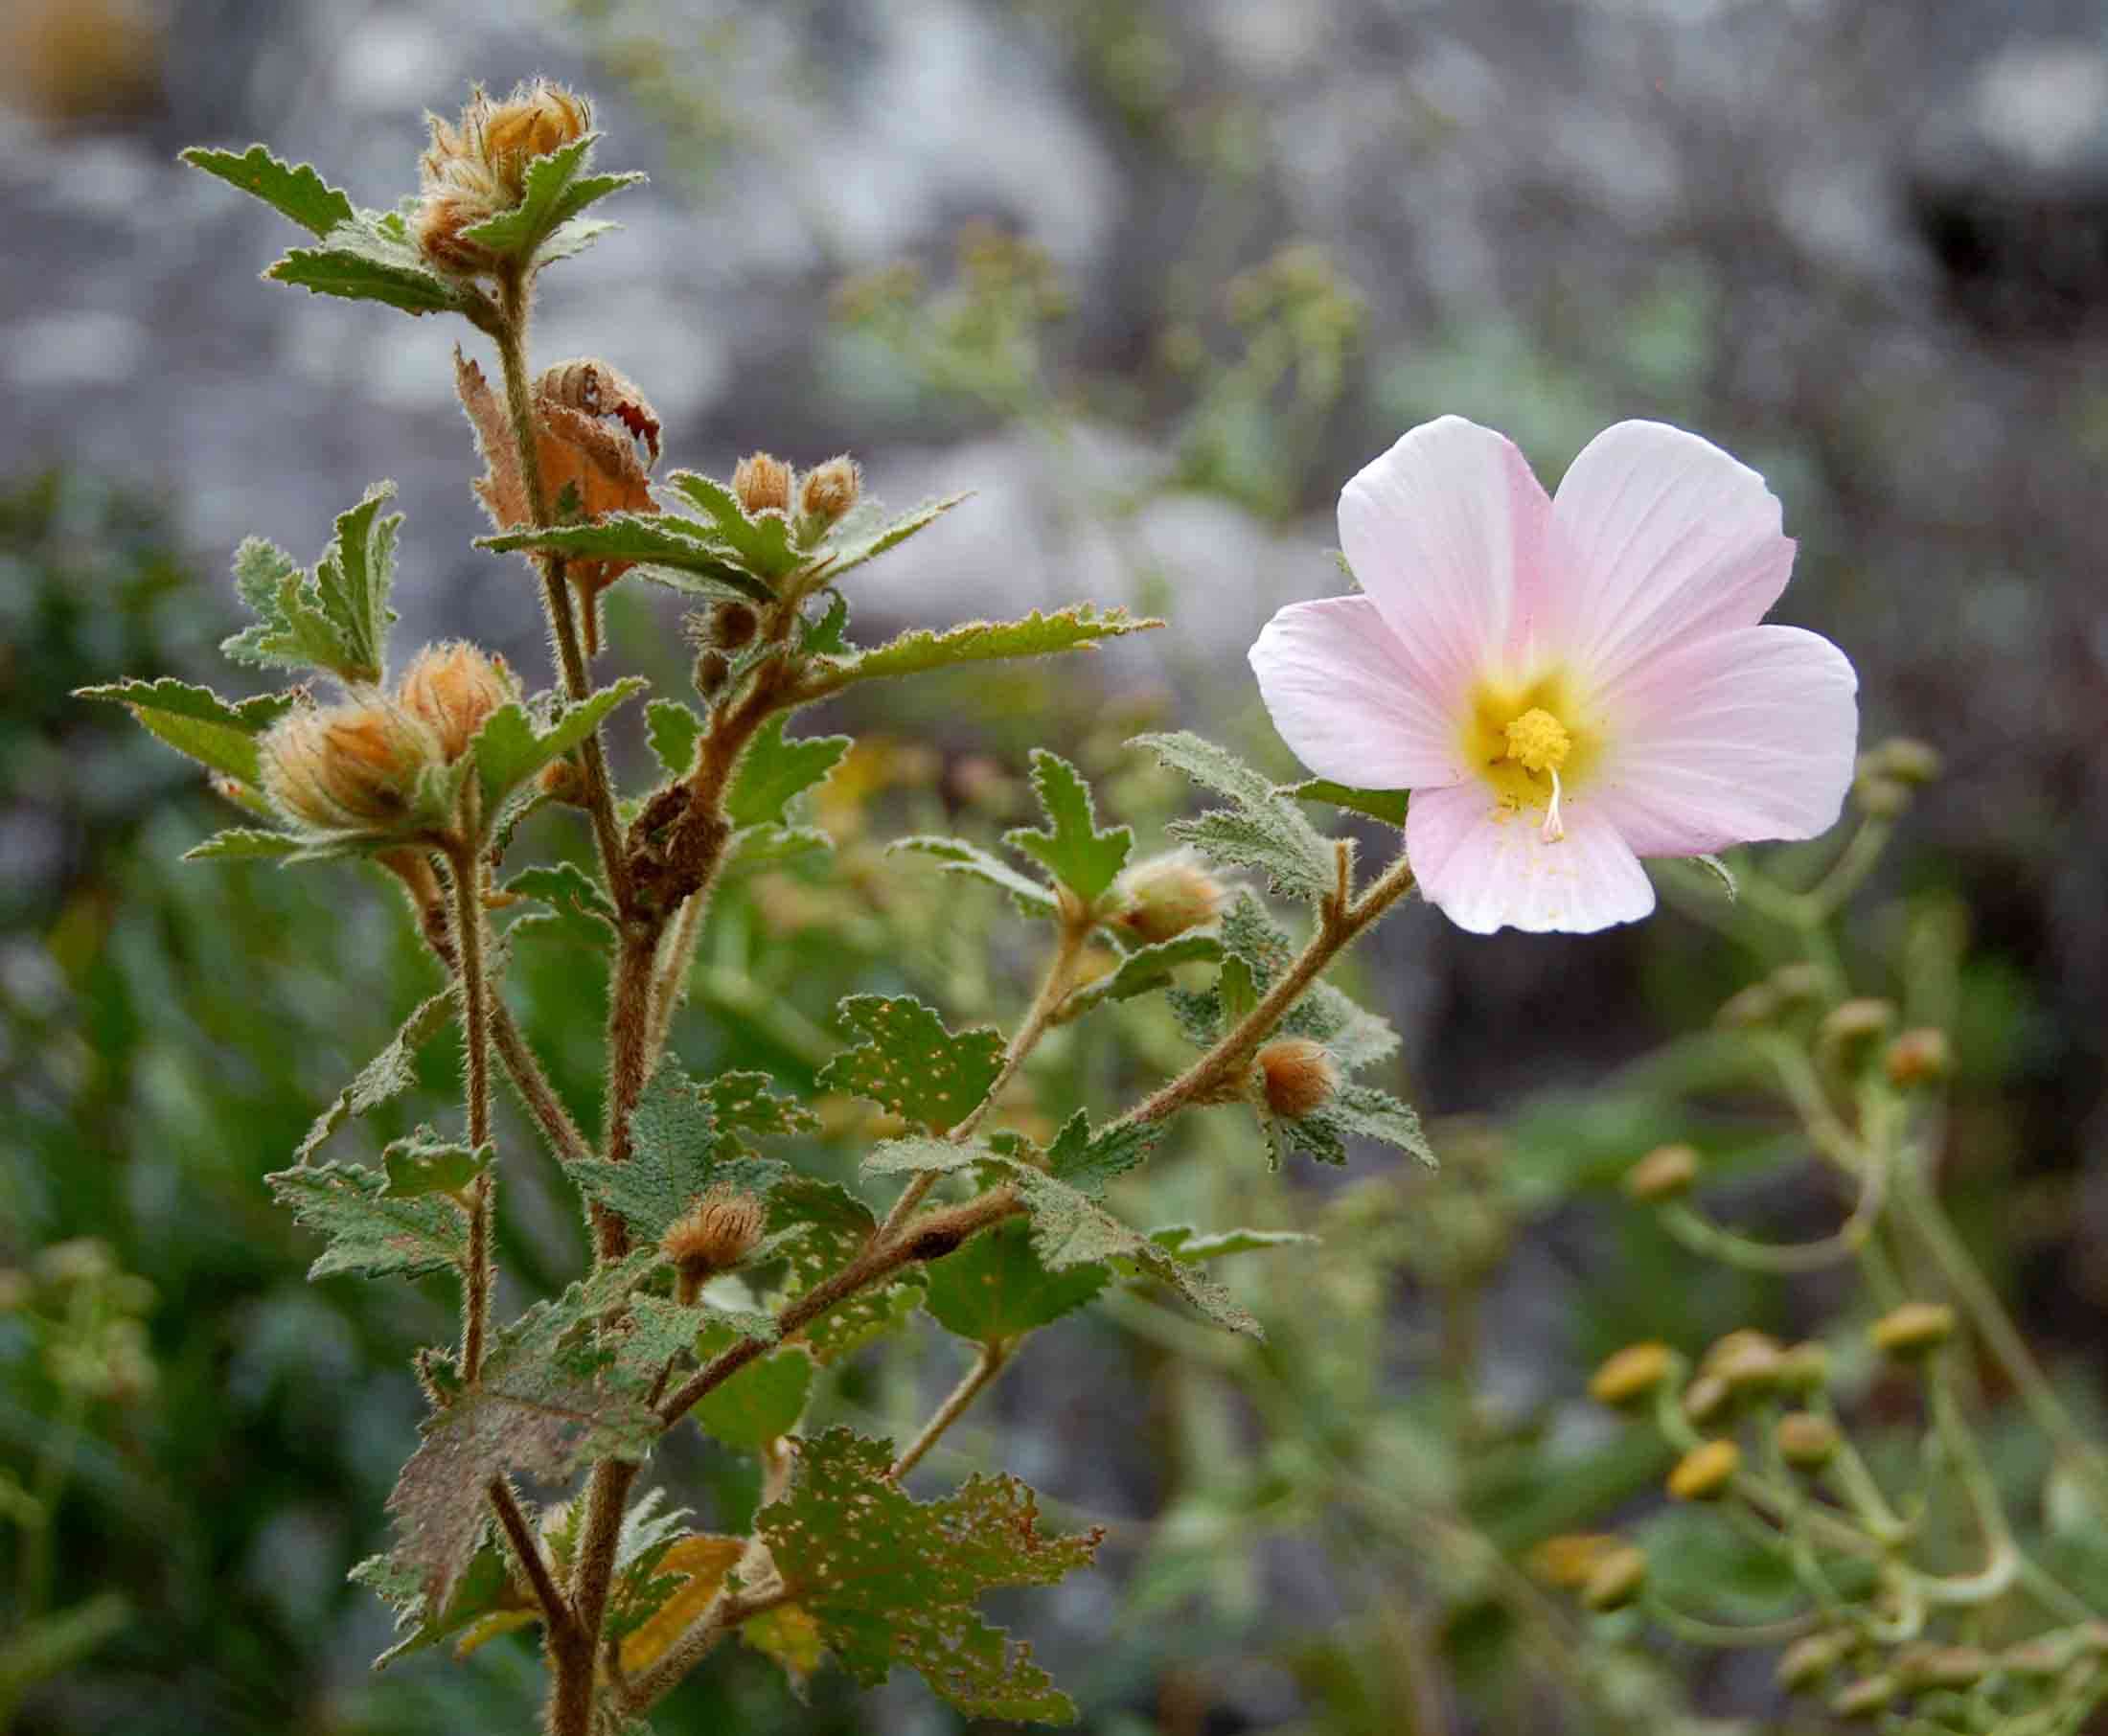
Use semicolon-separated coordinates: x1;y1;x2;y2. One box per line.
1580;1543;1647;1612
1667;1438;1740;1501
1884;1027;1951;1088
1257;1039;1340;1119
1109;852;1227;944
261;700;440;833
1589;1341;1674;1408
733;451;793;516
694;650;732;697
662;1189;767;1303
1776;1410;1840;1469
798;455;861;528
399;641;512;762
414;80;592;274
1870;1300;1956;1359
1625;1143;1698;1203
707;599;759;651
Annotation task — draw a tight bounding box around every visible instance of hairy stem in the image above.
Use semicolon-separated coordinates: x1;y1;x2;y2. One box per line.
490;1477;574;1640
890;1339;1011;1482
490;998;592;1163
449;844;495;1382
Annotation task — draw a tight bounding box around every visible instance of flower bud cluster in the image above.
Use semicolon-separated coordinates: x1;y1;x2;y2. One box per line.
415;80;592;274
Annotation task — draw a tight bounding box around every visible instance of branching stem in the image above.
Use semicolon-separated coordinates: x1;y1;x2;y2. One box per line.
890;1340;1011;1482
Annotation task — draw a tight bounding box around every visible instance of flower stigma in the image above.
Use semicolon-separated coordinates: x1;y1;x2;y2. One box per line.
1504;706;1572;841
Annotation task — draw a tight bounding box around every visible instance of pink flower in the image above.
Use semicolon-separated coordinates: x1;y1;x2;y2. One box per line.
1249;416;1858;934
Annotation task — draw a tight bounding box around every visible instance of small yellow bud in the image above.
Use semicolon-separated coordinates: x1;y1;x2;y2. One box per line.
797;455;861;527
732;452;793;516
1884;1027;1951;1088
1777;1340;1832;1393
1109;852;1227;944
1256;1039;1340;1120
1853;773;1911;818
1776;1410;1840;1469
1870;737;1942;785
1829;1673;1895;1720
1819;997;1895;1064
1776;1630;1849;1692
260;701;439;833
1580;1544;1647;1612
1624;1143;1699;1204
399;641;512;762
1666;1438;1740;1501
1527;1534;1619;1589
1682;1371;1735;1428
1589;1342;1675;1408
1704;1329;1785;1392
1869;1300;1956;1359
1714;983;1777;1029
661;1189;768;1303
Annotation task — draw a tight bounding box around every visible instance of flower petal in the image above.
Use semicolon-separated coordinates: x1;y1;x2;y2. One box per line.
1249;596;1471;789
1339;416;1553;703
1592;624;1858;856
1405;781;1656;935
1548;421;1796;688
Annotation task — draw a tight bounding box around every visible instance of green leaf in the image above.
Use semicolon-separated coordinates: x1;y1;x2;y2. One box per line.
354;1544;519;1670
816;493;969;582
923;1219;1108;1344
726;716;851;830
1285;778;1409;829
662;472;805;582
456;136;644;262
472;677;646;811
567;1061;789;1245
386;1265;663;1608
889;835;1059;916
1213;892;1399;1071
1043;1109;1160;1197
182;827;300;861
644;697;702;780
1148;1225;1317;1263
500;861;618;948
76;675;297;787
220;486;401;683
296;990;453;1163
763;1177;925;1364
686;1342;814;1450
1134;731;1335;902
1296;1085;1437;1169
811;605;1160;690
265;217;464;316
814;996;1006;1134
800;588;851;655
265;1161;467;1281
1002;750;1131;908
380;1130;494;1199
759;1428;1103;1723
1057;931;1222;1018
480;514;780;605
704;1071;820;1149
181;144;355;237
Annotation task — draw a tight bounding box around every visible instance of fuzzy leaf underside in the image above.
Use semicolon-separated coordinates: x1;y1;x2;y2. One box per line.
220;485;401;683
889;836;1059;915
1001;749;1132;908
1134;731;1335;902
758;1428;1103;1723
818;492;971;581
295;991;453;1163
265;1161;467;1281
814;995;1006;1135
265;217;464;316
481;514;778;605
813;605;1159;689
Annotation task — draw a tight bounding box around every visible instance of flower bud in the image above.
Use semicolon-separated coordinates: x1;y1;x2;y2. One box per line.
1666;1438;1739;1501
1870;737;1942;785
1829;1674;1895;1720
707;599;759;651
261;701;441;833
1704;1329;1784;1392
399;641;512;762
1624;1143;1698;1204
415;81;593;274
797;455;861;528
733;451;793;516
1589;1342;1674;1408
694;650;732;697
1869;1300;1956;1359
1819;998;1894;1066
1776;1410;1840;1469
1777;1340;1831;1393
1776;1630;1849;1692
1109;852;1227;944
1884;1027;1951;1088
1580;1543;1647;1612
1257;1039;1340;1120
1682;1372;1734;1428
1527;1534;1618;1589
662;1189;768;1304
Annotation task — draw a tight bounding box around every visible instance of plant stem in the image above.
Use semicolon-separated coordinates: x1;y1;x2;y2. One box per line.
489;1477;573;1639
890;1340;1011;1481
490;999;591;1163
450;844;495;1382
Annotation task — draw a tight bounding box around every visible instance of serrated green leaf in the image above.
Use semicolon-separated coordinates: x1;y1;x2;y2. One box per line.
1002;750;1131;908
704;1071;820;1148
662;472;806;582
500;860;617;948
644;697;702;780
809;605;1160;692
923;1219;1108;1344
182;143;356;237
800;588;851;655
764;1177;925;1364
567;1061;789;1245
182;827;300;861
817;493;969;582
472;677;646;811
729;824;832;872
354;1544;520;1670
890;835;1059;915
1148;1225;1318;1262
266;218;463;316
77;675;297;787
1285;778;1409;829
759;1428;1102;1723
686;1342;814;1450
1043;1109;1161;1197
1058;931;1222;1018
296;990;453;1163
1134;731;1335;902
455;136;644;261
815;995;1005;1134
220;485;401;683
380;1130;494;1199
265;1161;467;1281
1298;1084;1437;1168
480;514;779;605
727;716;851;830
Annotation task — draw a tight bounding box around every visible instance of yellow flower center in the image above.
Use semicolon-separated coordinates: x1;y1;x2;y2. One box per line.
1503;707;1571;774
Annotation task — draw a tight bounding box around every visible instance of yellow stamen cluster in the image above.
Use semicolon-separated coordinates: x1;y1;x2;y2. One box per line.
1502;706;1571;773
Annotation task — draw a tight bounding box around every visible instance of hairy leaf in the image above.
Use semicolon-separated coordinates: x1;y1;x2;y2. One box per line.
757;1428;1103;1723
814;995;1005;1134
1298;1084;1437;1169
764;1177;925;1364
220;486;401;683
726;715;851;829
818;492;969;582
889;835;1059;916
644;697;702;780
182;144;356;237
380;1130;494;1199
500;860;619;949
296;990;452;1162
1043;1108;1161;1197
472;677;646;811
456;136;643;261
660;471;804;582
1058;931;1222;1018
76;675;296;787
183;827;301;861
1002;749;1131;908
567;1061;789;1245
1284;778;1409;828
1134;731;1335;902
686;1340;814;1450
922;1219;1108;1344
265;1162;467;1281
265;217;464;316
480;515;778;605
353;1545;523;1670
811;605;1159;690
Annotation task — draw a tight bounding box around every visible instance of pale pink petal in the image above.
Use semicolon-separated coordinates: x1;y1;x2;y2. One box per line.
1339;416;1553;703
1249;597;1471;789
1405;782;1656;935
1548;421;1796;688
1593;625;1858;856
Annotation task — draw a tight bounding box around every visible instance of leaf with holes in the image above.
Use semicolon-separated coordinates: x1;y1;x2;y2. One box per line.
266;1162;467;1281
815;995;1005;1134
756;1428;1103;1723
1002;750;1131;908
727;715;851;829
